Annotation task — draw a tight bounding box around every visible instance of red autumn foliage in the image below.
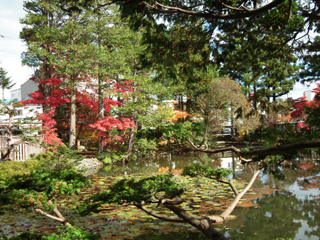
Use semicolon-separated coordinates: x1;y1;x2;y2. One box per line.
290;83;320;129
21;78;136;147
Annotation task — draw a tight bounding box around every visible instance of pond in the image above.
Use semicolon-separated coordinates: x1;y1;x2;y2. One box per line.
0;152;319;240
96;151;320;240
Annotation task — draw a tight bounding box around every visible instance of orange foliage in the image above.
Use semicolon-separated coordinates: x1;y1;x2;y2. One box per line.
171;168;183;176
167;110;199;122
157;166;169;174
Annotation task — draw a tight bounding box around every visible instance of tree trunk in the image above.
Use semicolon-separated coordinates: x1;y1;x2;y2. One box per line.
186;97;191;114
98;73;104;153
43;60;52;114
69;85;77;149
125;125;135;161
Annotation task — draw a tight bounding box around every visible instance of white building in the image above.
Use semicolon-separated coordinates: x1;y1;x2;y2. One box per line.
1;80;42;129
10;88;21;102
21;79;39;100
303;90;316;101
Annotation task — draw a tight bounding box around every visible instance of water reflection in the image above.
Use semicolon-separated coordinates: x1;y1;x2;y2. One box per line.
222;190;320;240
95;153;320;240
223;157;320;240
96;152;244;178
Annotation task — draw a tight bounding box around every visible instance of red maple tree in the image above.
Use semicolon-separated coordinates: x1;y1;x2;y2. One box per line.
21;78;135;148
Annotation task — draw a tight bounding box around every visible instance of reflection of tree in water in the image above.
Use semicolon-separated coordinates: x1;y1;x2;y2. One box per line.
235;156;320;190
223;191;315;240
300;196;320;238
221;206;251;231
97;154;222;177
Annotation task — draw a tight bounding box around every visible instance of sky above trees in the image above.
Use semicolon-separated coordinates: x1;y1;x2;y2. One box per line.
0;0;34;99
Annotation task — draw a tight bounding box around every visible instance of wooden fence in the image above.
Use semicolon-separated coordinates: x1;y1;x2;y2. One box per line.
0;136;44;161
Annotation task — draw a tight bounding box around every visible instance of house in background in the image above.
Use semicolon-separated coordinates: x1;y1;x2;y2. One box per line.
10;88;21;102
2;80;42;125
303;90;315;101
21;79;39;100
10;79;39;102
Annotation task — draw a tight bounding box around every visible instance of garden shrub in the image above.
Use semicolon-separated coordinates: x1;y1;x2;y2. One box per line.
28;145;85;170
95;151;125;164
0;159;41;189
134;138;158;156
0;226;100;240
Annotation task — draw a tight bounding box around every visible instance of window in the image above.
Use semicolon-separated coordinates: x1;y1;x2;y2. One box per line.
15;110;23;116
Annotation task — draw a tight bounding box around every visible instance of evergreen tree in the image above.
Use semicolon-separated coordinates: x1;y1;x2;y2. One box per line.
299;16;320;83
140;21;213;115
0;67;15;102
20;0;66;113
212;1;304;110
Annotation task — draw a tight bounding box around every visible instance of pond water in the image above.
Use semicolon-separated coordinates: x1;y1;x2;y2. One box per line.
96;152;320;240
1;152;319;240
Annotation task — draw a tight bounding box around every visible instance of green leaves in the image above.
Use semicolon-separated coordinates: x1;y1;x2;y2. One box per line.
182;164;231;180
78;174;184;215
0;169;90;210
0;226;100;240
0;66;15;101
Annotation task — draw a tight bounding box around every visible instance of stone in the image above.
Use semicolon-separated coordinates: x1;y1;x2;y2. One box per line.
75;158;103;176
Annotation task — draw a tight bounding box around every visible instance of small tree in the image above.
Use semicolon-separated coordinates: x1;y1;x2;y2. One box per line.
194;76;247;145
0;67;15;102
0;102;40;160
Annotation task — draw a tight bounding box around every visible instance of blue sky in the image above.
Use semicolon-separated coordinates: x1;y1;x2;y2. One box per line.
0;0;317;100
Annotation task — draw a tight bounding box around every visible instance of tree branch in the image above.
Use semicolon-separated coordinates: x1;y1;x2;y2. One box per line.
184;140;320;157
34;208;71;226
138;205;186;223
164;204;229;240
120;0;287;20
217;179;239;196
209;169;261;223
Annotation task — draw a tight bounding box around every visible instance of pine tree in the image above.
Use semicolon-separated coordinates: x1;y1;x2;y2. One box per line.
20;0;67;113
0;67;15;102
212;1;304;110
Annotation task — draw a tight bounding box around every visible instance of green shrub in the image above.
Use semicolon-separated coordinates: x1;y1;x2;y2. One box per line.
0;226;100;240
0;159;41;189
134;138;158;157
29;145;85;170
0;145;88;189
44;226;100;240
95;151;125;164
